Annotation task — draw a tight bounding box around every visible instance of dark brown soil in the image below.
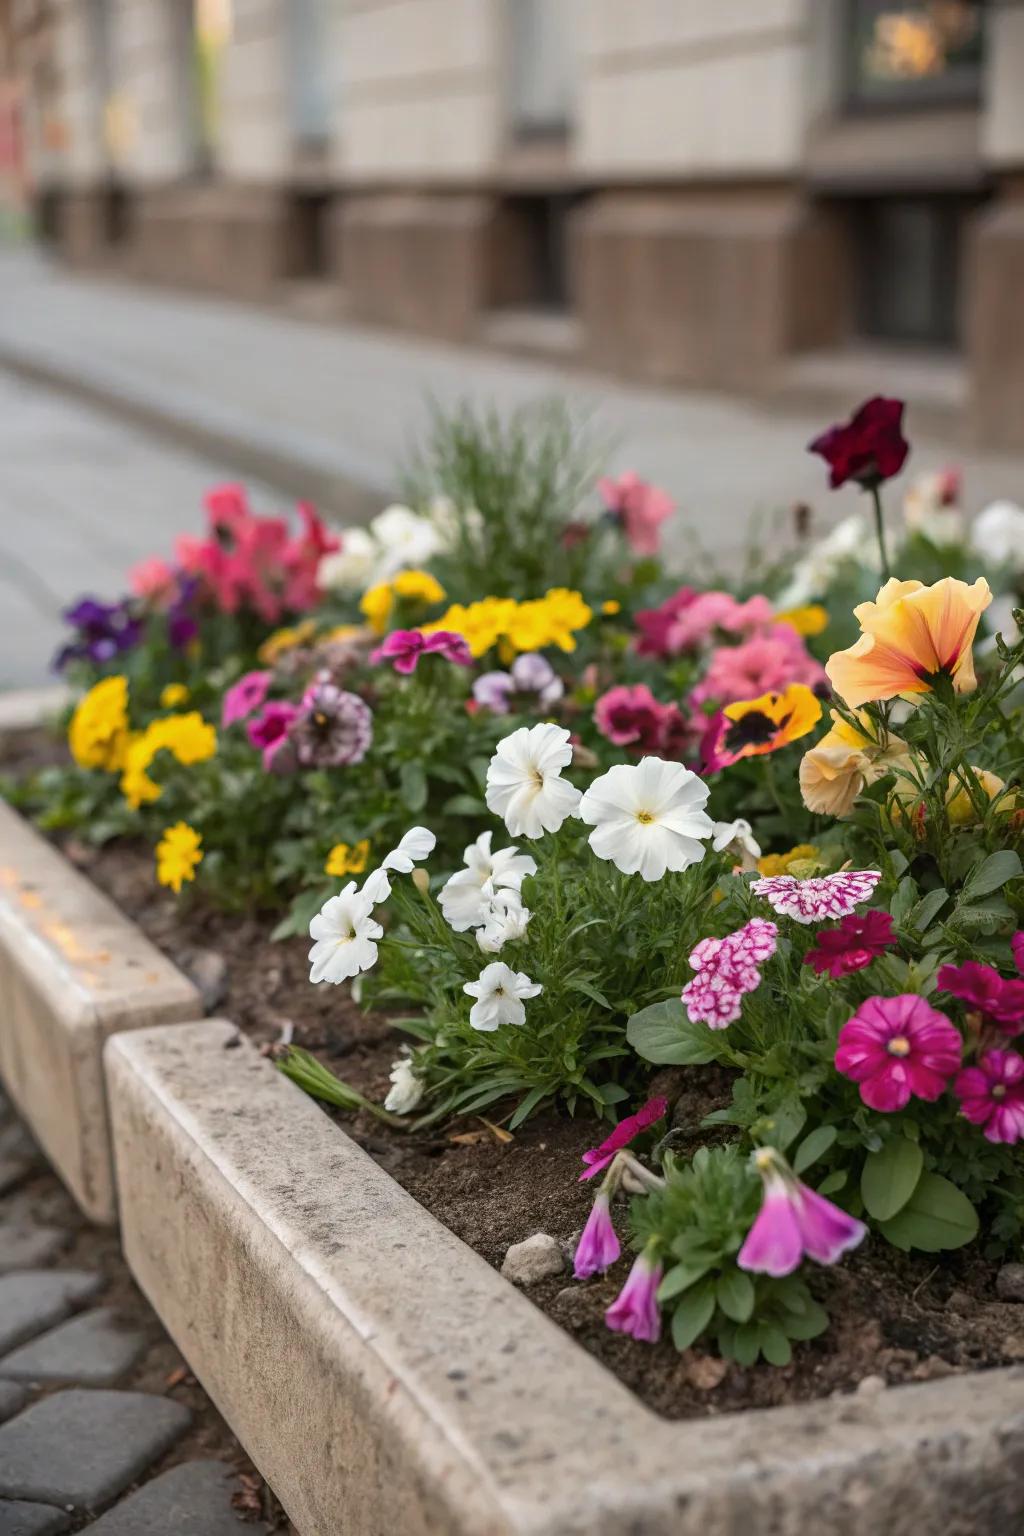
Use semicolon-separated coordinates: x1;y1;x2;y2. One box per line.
50;834;1024;1421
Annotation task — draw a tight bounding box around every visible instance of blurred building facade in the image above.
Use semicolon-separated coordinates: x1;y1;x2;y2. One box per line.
10;0;1024;445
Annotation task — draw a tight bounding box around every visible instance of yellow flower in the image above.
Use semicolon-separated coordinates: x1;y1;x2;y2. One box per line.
121;712;217;810
757;844;820;878
360;583;394;635
945;769;1011;827
258;620;318;664
537;587;593;652
391;569;445;606
68;676;131;772
503;598;557;655
155;822;203;894
601;600;622;616
159;683;190;709
799;709;909;818
424;598;514;658
826;576;992;710
713;684;822;767
324;839;371;877
775;604;828;637
321;624;363;644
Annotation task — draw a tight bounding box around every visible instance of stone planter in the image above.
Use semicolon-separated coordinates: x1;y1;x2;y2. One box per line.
106;1020;1024;1536
0;802;201;1223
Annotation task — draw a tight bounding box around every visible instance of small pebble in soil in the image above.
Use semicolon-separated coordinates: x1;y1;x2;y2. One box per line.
996;1264;1024;1303
1003;1334;1024;1360
182;948;229;1013
501;1233;565;1285
856;1374;887;1396
684;1353;729;1391
945;1287;974;1314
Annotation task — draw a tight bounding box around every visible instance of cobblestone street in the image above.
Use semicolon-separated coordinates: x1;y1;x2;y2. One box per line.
0;1089;291;1534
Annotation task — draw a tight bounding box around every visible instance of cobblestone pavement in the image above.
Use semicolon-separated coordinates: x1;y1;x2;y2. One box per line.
0;1089;293;1534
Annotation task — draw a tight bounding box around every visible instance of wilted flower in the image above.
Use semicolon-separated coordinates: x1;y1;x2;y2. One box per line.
808;396;909;490
580;1096;668;1181
308;883;383;984
439;831;536;932
597;471;674;556
751;869;881;924
682;918;779;1029
485;722;581;839
955;1050;1024;1144
577;757;712;882
804;910;896;979
604;1249;663;1343
383;1049;425;1115
290;681;373;768
473;653;563;714
573;1191;621;1279
221;670;272;727
738;1147;866;1277
463;961;542;1031
476;890;532;953
835;994;962;1112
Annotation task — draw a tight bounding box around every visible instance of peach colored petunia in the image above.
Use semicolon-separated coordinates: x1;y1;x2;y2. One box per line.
825;577;992;710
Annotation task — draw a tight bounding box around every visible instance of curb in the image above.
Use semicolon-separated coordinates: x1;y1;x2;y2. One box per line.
106;1020;1024;1536
0;685;72;733
0;802;202;1223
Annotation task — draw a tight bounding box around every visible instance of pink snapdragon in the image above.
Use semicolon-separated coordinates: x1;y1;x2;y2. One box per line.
604;1249;663;1342
598;472;674;557
955;1049;1024;1144
371;629;473;675
573;1191;622;1279
221;670;272;728
937;960;1024;1035
129;557;177;605
751;869;882;925
580;1096;668;1181
738;1147;866;1277
689;626;826;710
835;994;962;1112
681;918;778;1029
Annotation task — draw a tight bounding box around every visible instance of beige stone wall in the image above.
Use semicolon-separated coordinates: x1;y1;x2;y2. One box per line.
982;4;1024;168
109;0;193;183
335;0;503;180
576;0;812;177
217;0;291;180
54;0;104;182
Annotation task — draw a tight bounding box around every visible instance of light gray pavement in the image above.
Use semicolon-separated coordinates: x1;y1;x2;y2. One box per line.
2;243;1024;687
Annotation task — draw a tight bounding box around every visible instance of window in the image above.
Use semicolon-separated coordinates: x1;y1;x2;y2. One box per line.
855;196;977;347
846;0;984;109
507;0;576;139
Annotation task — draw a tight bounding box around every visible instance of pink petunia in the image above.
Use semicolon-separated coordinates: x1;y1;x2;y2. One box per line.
835;994;962;1112
738;1148;866;1277
246;700;299;771
573;1191;622;1279
634;589;776;659
129;557;177;605
938;960;1024;1035
604;1250;663;1342
1013;933;1024;976
955;1049;1024;1144
682;918;778;1029
579;1095;668;1181
222;670;272;728
751;869;882;925
598;472;674;557
592;683;685;757
804;910;896;979
689;625;827;711
371;628;473;675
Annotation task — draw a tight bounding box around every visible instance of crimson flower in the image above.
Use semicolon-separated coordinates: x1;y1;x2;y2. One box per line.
579;1095;668;1182
835;994;961;1112
809;397;909;490
937;961;1024;1036
804;909;896;979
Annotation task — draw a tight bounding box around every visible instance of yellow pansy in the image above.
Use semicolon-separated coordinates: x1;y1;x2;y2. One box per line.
155;821;203;894
360;583;394;635
391;569;445;606
324;839;371;877
757;844;820;878
68;676;131;773
159;682;190;709
121;711;217;810
775;604;828;638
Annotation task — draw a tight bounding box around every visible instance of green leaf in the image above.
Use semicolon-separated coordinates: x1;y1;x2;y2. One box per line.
442;793;487;816
399;760;428;812
626;999;720;1066
657;1259;713;1303
508;1086;549;1130
781;1298;830;1340
963;850;1022;900
906;887;948;933
793;1124;837;1175
890;876;918;925
716;1268;755;1324
861;1138;923;1221
670;1279;716;1351
758;1326;792;1367
816;1170;847;1197
877;1172;979;1253
729;1322;761;1367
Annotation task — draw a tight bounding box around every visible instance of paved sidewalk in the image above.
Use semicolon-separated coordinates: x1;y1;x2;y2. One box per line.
3;247;1024;559
0;1092;291;1533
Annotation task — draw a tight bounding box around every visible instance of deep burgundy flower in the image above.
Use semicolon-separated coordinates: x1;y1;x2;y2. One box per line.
54;596;142;670
938;961;1024;1035
804;909;896;979
809;397;909;490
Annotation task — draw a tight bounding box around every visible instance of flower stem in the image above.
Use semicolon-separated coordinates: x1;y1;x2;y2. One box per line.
869;485;891;581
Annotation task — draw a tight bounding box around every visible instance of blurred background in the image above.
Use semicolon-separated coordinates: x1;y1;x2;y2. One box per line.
0;0;1023;685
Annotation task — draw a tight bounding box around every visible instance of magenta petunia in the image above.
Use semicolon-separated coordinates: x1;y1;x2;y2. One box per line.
955;1050;1024;1144
938;960;1024;1035
372;628;473;674
573;1191;622;1279
1014;933;1024;977
751;869;882;925
222;669;272;728
804;909;896;979
579;1095;668;1182
738;1148;866;1277
604;1250;663;1343
835;994;962;1112
246;700;299;771
681;918;778;1029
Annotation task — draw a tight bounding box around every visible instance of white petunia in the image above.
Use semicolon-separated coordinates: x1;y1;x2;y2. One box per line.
463;961;542;1031
371;504;443;578
712;818;762;867
317;528;379;594
381;826;436;873
383;1050;424;1115
477;890;532;953
775;513;875;609
485;722;581;839
971;500;1024;573
576;757;713;882
361;867;393;905
438;831;536;932
308;882;383;984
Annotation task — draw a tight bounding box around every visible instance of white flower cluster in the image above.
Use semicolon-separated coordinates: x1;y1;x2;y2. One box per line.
315;497;475;593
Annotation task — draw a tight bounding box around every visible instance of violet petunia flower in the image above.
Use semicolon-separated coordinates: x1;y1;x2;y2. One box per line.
247;699;299;771
955;1049;1024;1144
938;960;1024;1035
290;679;373;767
573;1191;622;1279
835;994;962;1112
54;596;142;670
222;670;272;728
372;628;473;675
580;1096;668;1181
166;574;201;651
738;1147;866;1277
473;653;563;714
604;1249;663;1343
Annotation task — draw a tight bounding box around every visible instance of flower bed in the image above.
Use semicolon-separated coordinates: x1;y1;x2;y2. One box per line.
5;396;1024;1397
